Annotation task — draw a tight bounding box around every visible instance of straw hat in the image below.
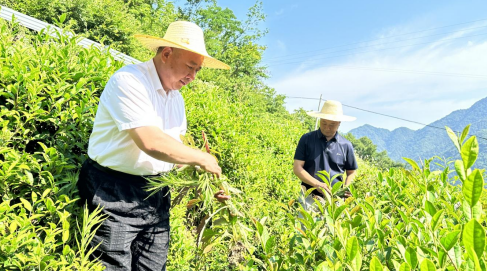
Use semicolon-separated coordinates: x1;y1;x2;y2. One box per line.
134;21;230;70
307;100;356;122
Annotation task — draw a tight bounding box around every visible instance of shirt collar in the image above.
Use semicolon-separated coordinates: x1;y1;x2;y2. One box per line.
144;59;181;98
145;59;164;92
317;129;338;141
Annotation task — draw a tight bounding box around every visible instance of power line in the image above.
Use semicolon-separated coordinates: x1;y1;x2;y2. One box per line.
285;96;487;141
265;18;487;61
266;32;487;67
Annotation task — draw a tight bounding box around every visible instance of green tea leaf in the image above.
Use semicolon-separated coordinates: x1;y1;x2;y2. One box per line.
369;256;383;271
440;230;461;251
463;219;485;259
348;250;362;271
419;258;436;271
461;136;478;169
315;261;330;271
462;169;484;208
403;157;420;172
466;246;482;271
405;247;418;268
445;126;460;153
333;205;347;220
451;245;463;268
460;124;471;144
346;236;360;260
399;262;412;271
424;200;437;217
454;160;466;182
431;209;444;231
19;198;32;212
438;250;447;268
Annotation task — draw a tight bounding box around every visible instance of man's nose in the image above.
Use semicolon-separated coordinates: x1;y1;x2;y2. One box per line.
187;70;196;80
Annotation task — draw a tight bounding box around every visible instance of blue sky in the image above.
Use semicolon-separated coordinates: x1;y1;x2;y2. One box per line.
213;0;487;132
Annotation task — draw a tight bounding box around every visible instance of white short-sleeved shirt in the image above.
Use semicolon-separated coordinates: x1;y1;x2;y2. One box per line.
88;59;187;175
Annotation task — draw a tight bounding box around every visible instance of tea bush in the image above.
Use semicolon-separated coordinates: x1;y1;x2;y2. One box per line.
2;2;486;270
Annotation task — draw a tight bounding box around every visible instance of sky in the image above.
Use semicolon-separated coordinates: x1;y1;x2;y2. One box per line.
213;0;487;133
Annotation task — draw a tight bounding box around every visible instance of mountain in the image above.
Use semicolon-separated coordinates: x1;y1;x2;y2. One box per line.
349;97;487;169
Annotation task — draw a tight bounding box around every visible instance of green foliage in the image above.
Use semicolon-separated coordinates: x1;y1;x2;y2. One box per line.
2;1;487;270
0;0;178;60
0;18;115;269
0;2;304;269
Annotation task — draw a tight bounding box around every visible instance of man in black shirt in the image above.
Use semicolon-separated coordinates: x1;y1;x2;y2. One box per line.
293;100;358;200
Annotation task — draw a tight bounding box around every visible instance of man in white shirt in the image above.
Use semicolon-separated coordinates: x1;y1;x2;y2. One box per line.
77;21;230;270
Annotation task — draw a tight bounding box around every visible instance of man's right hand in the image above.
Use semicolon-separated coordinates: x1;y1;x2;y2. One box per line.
315;183;331;196
199;152;221;177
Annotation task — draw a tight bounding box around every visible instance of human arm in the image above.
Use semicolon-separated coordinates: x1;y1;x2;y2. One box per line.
344;169;356;186
128;126;221;177
342;169;357;198
293;159;331;195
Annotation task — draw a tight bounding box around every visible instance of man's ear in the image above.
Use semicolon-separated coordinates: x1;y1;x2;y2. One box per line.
160;47;173;64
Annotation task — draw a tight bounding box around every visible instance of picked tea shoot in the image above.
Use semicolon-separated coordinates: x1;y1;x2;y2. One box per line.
145;131;243;215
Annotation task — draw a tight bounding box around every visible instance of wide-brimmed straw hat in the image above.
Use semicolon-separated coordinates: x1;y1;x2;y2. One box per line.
307;100;356;122
134;21;230;70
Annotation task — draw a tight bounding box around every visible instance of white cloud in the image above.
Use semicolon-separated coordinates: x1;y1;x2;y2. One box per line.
271;23;487;133
275;8;284;16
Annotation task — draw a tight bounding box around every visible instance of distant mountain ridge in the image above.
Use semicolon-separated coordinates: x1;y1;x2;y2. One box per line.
349;97;487;169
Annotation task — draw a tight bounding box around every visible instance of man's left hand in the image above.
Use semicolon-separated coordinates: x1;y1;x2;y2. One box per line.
214;190;231;203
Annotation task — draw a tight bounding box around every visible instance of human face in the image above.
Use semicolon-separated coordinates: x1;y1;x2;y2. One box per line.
160;48;204;91
319;119;340;140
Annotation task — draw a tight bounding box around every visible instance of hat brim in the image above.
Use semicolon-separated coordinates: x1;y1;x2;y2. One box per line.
306;111;356;122
134;34;230;70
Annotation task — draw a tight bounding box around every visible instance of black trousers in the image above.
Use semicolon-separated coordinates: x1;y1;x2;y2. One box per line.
77;158;171;271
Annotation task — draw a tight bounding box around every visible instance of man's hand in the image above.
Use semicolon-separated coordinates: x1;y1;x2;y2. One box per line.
199;153;221;177
315;183;331;196
214;190;231;203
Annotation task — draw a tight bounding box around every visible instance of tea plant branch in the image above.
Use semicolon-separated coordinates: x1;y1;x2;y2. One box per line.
196;205;230;249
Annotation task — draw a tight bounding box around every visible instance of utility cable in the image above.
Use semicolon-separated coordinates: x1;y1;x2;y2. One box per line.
285;96;487;141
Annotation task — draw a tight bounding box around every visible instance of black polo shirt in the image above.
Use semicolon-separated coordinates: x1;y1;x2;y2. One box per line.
294;130;358;191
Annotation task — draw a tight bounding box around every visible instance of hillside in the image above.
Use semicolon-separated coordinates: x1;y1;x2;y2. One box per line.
2;1;487;270
350;96;487;168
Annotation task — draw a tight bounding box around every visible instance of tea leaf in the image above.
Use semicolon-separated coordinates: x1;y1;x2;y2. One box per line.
403;157;420;172
203;242;217;254
19;198;32;212
419;258;436;271
399;262;412;271
440;230;461;251
431;209;444;231
460;124;471;144
333;205;347;220
349;252;362;271
369;256;383;271
405;247;418;268
346;236;360;260
454;160;466;182
424;200;437;217
445;126;460;153
463;219;485;259
462;169;484;208
461;137;478;169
